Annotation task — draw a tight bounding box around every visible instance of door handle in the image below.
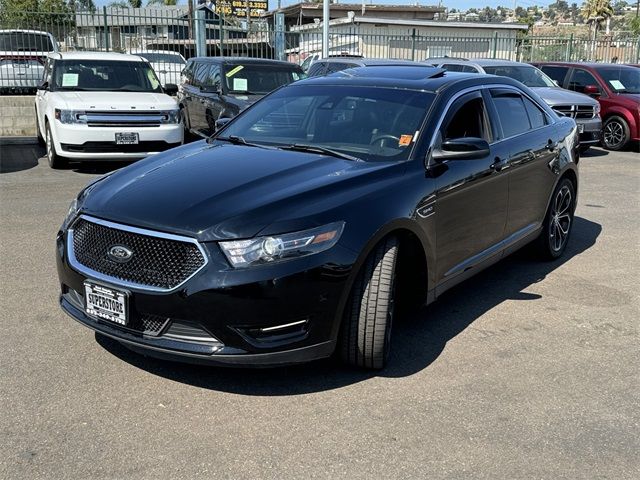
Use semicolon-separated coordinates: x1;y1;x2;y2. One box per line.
490;157;510;172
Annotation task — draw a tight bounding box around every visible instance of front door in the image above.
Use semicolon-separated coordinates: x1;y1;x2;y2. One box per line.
431;90;510;287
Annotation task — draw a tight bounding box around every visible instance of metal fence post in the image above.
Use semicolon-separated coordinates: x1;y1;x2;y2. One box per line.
566;33;573;61
102;6;110;52
275;13;285;61
219;12;224;56
411;28;416;61
492;32;498;59
194;8;206;57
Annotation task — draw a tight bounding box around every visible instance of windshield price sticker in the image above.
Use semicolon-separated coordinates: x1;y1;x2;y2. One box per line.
399;134;413;147
226;65;244;77
609;80;625;90
233;78;248;91
61;73;78;87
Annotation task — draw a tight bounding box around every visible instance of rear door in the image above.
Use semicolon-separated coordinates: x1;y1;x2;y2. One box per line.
488;88;559;236
190;63;212;134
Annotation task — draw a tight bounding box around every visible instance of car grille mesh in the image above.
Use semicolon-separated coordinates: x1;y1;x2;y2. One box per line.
553;105;596;119
71;217;205;290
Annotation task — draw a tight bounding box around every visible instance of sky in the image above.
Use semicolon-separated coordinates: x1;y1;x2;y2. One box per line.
93;0;557;12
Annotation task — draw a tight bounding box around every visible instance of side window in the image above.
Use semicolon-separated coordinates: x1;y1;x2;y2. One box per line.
43;58;53;83
205;65;221;88
182;62;194;85
568;69;600;94
523;97;547;129
490;90;531;138
441;93;491;142
193;63;211;87
539;66;569;86
307;62;326;77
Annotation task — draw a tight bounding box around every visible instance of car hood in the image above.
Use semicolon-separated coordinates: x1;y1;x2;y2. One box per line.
80;141;400;241
532;87;599;106
51;91;178;111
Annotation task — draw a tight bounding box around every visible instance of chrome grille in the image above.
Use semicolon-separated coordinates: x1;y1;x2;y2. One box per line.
69;216;206;291
83;111;168;127
553;105;596;119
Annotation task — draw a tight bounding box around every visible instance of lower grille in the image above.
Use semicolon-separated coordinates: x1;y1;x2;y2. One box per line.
61;141;179;154
70;216;207;291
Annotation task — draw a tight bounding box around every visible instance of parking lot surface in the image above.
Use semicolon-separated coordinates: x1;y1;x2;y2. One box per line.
1;145;638;479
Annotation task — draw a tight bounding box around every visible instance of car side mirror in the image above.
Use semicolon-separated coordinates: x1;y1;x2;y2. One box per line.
37;81;49;91
214;117;231;131
431;137;490;162
163;83;178;95
583;85;601;97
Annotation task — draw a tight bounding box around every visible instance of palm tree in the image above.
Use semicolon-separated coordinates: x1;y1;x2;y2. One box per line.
581;0;614;36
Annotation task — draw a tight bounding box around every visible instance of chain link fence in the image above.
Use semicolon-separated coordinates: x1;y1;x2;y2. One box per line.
1;7;639;94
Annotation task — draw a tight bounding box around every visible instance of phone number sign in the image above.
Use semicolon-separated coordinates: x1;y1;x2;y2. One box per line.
213;0;269;19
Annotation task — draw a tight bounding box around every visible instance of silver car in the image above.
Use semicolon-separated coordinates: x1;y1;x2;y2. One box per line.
424;58;602;152
133;50;186;88
0;29;58;93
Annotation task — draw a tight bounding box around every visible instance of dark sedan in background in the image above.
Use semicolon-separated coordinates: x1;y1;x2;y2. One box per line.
57;67;579;370
178;57;305;137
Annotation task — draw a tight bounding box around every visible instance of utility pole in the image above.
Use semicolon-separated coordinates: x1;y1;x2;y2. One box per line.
322;0;329;58
246;0;251;32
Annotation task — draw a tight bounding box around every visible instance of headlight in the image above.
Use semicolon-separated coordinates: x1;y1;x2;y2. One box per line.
594;103;601;117
219;222;345;268
61;198;78;230
55;109;87;124
162;109;180;124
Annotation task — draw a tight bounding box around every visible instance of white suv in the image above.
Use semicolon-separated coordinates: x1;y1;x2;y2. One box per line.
35;52;183;168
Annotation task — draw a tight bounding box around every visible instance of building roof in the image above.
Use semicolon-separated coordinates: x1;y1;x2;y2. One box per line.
49;51;147;61
292;16;529;31
264;2;445;18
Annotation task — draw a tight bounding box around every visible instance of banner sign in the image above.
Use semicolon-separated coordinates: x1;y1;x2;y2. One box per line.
201;0;269;19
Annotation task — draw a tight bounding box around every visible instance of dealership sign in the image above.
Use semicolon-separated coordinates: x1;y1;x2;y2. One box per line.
200;0;269;19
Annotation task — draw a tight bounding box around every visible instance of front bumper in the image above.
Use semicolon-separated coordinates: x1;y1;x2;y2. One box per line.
56;224;355;366
576;117;602;146
52;122;183;160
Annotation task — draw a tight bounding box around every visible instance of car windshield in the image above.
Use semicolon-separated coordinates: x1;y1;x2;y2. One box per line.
216;85;433;162
137;52;184;65
483;65;556;88
0;31;53;52
597;66;640;94
51;59;162;92
223;64;305;95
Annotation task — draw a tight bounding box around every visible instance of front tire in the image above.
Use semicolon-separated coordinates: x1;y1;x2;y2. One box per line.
341;237;398;369
45;123;67;169
602;116;630;151
537;178;575;260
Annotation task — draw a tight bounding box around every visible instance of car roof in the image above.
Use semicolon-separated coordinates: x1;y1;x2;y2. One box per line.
49;51;146;62
533;61;638;70
298;65;522;93
188;57;299;68
317;58;418;66
425;58;532;68
0;29;53;35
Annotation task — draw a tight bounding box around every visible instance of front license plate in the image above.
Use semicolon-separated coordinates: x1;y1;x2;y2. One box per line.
578;124;585;133
115;132;139;145
84;282;128;325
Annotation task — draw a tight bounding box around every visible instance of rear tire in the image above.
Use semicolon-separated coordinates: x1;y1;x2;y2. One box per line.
341;237;398;370
536;178;575;260
602;116;630;151
46;123;67;169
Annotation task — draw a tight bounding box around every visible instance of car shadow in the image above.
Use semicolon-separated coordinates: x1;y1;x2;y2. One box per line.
581;148;609;158
96;216;602;395
0;142;44;173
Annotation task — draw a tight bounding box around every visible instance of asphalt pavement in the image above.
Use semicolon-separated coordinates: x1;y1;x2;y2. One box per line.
1;143;638;479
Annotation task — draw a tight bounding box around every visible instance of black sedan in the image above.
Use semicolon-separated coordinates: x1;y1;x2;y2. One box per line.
56;67;579;369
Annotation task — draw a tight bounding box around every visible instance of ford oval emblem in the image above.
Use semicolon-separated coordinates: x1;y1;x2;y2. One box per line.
107;245;133;263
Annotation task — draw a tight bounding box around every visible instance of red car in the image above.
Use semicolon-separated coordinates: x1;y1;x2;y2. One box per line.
533;62;640;151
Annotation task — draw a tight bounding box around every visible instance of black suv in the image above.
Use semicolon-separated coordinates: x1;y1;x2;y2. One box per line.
57;67;579;370
178;57;305;137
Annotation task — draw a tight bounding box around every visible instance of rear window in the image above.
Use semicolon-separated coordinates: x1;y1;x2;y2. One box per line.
223;63;305;95
483;65;556;88
0;31;54;52
137;53;185;64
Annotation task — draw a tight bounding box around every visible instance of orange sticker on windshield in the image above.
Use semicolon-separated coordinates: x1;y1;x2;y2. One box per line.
399;135;413;147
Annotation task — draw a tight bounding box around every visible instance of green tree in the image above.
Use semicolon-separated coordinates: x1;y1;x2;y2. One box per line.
581;0;614;35
147;0;178;5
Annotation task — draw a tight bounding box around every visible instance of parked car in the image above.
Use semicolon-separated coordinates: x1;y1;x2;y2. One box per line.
0;29;58;93
299;53;364;72
307;57;422;77
532;62;640;150
178;57;305;137
133;49;186;88
35;52;183;169
56;66;579;369
425;58;602;152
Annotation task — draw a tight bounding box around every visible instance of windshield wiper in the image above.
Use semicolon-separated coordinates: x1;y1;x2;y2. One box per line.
278;144;361;161
210;135;271;149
